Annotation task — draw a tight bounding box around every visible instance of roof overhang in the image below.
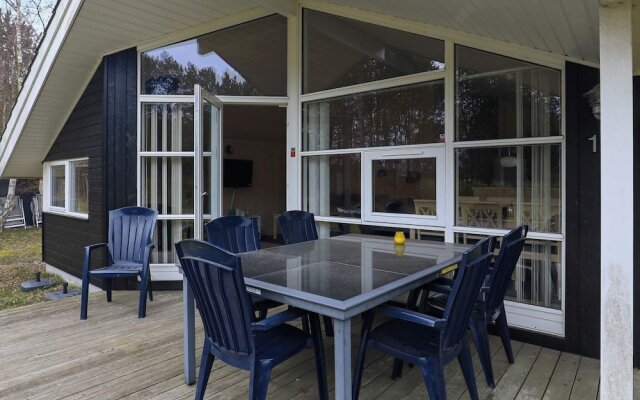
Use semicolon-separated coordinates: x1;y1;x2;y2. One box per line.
0;0;622;178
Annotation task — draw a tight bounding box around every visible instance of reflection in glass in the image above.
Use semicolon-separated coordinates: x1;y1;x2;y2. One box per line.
50;165;65;208
69;160;89;213
317;221;409;239
372;158;436;215
456;45;561;141
141;104;195;152
303;81;444;151
153;219;195;264
141;15;286;96
141;157;194;215
303;154;361;219
455;233;561;310
456;145;561;233
303;9;444;93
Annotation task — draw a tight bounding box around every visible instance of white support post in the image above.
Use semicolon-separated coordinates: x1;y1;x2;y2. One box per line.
599;1;633;399
286;14;301;210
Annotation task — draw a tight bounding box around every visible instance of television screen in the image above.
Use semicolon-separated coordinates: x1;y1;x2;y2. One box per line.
223;159;253;188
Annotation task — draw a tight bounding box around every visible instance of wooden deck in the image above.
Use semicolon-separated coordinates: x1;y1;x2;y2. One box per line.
0;290;621;399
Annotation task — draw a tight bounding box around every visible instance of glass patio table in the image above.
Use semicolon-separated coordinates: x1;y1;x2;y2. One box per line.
180;233;466;399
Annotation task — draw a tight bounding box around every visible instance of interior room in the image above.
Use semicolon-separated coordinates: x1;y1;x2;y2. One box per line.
221;105;287;243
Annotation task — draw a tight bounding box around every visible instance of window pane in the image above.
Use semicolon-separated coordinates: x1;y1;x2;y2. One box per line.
142;104;196;152
455;233;562;310
456;46;561;141
141;15;286;96
50;165;65;208
69;160;89;213
152;219;195;264
141;157;194;215
302;154;361;218
456;145;561;233
372;158;436;215
303;9;444;93
302;81;444;151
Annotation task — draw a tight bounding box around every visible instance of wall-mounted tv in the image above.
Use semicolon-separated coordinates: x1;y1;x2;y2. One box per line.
223;159;253;188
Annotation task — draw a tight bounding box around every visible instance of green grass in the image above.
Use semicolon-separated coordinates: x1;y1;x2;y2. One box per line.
0;227;67;311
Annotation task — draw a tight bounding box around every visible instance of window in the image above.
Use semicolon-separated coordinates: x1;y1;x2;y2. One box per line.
303;9;444;93
140;15;287;96
43;159;89;218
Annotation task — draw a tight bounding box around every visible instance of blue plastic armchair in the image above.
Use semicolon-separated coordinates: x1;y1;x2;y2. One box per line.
204;215;280;319
418;225;528;387
175;239;328;400
80;207;158;320
352;236;496;400
277;210;318;245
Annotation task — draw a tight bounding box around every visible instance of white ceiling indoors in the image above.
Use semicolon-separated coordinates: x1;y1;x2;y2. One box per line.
0;0;614;178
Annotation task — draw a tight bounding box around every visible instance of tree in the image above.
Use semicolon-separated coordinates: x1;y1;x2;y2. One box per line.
0;0;53;231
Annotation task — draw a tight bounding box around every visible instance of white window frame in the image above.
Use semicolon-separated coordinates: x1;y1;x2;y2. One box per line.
42;157;89;220
363;146;446;226
297;5;566;337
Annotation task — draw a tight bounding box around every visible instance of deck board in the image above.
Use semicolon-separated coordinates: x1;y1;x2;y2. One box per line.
0;290;614;399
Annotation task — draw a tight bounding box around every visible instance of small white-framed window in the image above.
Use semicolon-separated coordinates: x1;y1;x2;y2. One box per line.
363;146;446;226
43;158;89;219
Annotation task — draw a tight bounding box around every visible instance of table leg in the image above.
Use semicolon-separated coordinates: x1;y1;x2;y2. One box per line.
333;318;352;400
183;278;196;384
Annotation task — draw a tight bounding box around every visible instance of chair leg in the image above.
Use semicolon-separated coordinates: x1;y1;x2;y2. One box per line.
195;341;215;400
138;272;149;318
80;273;90;320
391;359;404;380
406;288;420;311
495;306;514;364
257;308;268;320
352;312;373;400
458;340;480;400
323;315;334;337
469;316;495;387
301;314;311;334
105;278;112;302
249;361;273;400
309;313;328;400
147;275;154;301
420;358;446;400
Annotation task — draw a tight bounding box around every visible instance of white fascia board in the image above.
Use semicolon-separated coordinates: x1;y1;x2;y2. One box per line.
0;0;85;178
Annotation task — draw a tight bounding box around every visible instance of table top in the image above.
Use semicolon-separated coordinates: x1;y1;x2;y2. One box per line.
239;234;466;319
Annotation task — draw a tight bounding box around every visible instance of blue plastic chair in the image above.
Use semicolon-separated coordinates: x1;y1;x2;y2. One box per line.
80;207;158;320
277;210;318;245
276;210;333;336
204;215;280;319
418;225;528;387
205;215;261;253
352;236;496;400
175;239;328;400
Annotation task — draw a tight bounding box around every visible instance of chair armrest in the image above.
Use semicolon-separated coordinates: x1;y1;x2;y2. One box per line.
251;308;306;331
83;243;108;271
375;305;446;329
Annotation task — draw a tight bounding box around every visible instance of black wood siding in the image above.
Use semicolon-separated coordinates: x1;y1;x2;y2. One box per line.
43;64;106;278
103;47;138;210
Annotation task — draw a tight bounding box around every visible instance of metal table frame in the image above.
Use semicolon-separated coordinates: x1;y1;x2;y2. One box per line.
180;235;463;400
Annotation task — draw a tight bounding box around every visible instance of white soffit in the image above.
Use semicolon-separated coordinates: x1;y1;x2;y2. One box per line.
0;0;262;178
321;0;599;64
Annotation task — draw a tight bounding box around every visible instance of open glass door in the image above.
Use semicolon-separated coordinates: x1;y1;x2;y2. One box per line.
139;84;222;280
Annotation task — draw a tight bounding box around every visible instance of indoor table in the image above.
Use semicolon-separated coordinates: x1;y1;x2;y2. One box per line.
180;234;466;399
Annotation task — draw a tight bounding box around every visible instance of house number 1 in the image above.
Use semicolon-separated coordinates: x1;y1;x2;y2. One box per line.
588;134;597;153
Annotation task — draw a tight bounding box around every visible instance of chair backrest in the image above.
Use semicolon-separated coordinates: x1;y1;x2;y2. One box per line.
277;210;318;245
442;236;495;350
484;225;528;314
204;216;261;254
175;239;256;357
107;207;158;264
